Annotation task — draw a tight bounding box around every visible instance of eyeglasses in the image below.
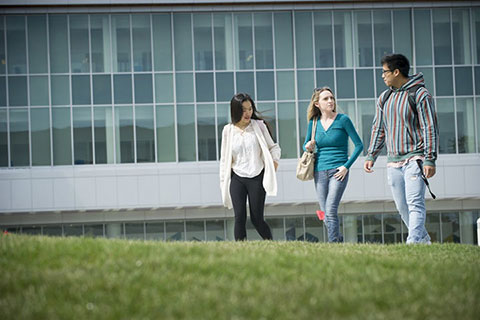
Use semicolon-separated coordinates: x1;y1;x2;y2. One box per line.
382;69;393;75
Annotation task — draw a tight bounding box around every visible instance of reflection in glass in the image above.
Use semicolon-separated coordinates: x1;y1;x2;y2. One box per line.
441;212;460;243
343;215;361;243
456;98;475;153
276;71;295;101
30;76;49;106
363;214;383;243
356;69;374;98
70;15;90;73
474;9;480;64
477;98;480;153
393;10;412;62
334;12;353;68
72;75;91;105
112;15;131;72
305;216;325;242
51;75;70;106
452;9;471;65
297;70;314;101
106;224;123;239
166;221;185;241
236;72;254;99
246;218;262;240
278;102;296;159
64;224;83;237
336;69;354;99
256;71;274;101
49;15;69;73
177;104;196;161
73;107;93;165
132;14;152;72
459;211;475;245
146;222;164;241
254;13;273;69
125;222;145;240
0;77;5;106
8;76;27;106
285;217;304;241
357;100;377;156
186;220;205;241
31;108;51;166
94;106;114;164
28;15;48;74
155;74;174;103
206;220;224;241
455;67;473;96
373;11;392;66
425;212;440;243
216;72;234;102
295;12;313;68
43;225;63;237
0;110;7;166
93;75;112;105
196;73;214;102
354;11;373;67
383;214;403;244
298;100;309;155
316;70;335;92
314;12;333;68
176;73;194;103
115;106;134;163
0;17;4;74
134;74;153;104
52;108;72;165
214;13;234;71
153;14;172;71
114;74;132;104
435;67;453;96
414;10;433;66
265;218;284;241
7;16;26;74
217;103;229;158
135;105;155;163
256;102;276;142
193;14;213;71
234;13;253;70
10;109;29;167
91;15;111;73
22;226;42;235
156;105;176;162
433;9;452;65
197;104;216;161
274;12;293;69
416;67;433;92
174;13;193;71
436;98;456;154
85;224;104;238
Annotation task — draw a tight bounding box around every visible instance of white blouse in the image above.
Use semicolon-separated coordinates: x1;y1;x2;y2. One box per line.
231;123;264;178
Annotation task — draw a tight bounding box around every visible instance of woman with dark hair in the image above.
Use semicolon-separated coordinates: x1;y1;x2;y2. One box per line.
304;87;363;242
219;93;281;241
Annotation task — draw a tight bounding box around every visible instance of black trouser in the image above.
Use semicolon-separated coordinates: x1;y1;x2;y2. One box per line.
230;170;273;241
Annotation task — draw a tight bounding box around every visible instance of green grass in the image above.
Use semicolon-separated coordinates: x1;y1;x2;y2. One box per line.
1;235;479;320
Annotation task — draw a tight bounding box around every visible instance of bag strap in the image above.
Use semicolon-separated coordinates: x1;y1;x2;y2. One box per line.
311;118;317;142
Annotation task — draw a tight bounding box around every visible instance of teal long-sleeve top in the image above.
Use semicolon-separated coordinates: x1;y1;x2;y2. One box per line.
303;113;363;171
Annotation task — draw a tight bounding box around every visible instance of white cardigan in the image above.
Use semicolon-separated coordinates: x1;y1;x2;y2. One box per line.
219;119;281;209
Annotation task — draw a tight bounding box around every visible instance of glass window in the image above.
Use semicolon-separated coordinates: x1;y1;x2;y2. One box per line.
135;105;155;163
52;107;72;165
459;211;475;245
305;217;325;242
22;226;41;235
441;212;460;243
414;10;433;66
217;103;229;157
176;73;194;103
193;14;213;71
276;71;294;101
91;15;111;73
43;225;63;237
452;9;471;65
115;106;134;163
246;218;262;240
456;98;475;154
393;10;412;63
214;13;234;71
297;70;314;101
474;9;480;64
64;224;83;237
10;109;29;167
7;16;26;74
316;70;335;91
73;107;93;165
373;11;392;67
356;69;375;98
177;104;195;161
134;74;153;104
285;217;304;241
0;110;7;166
336;69;354;99
186;220;205;241
174;13;193;71
29;76;49;106
264;218;283;241
274;12;293;69
416;67;434;92
455;67;473;96
298;101;309;154
354;11;373;67
114;74;132;104
106;224;123;239
0;77;5;106
70;15;90;73
256;71;274;101
334;12;353;68
256;102;276;142
51;75;70;106
425;212;441;243
278;102;296;159
435;67;453;96
156;105;175;162
357;100;378;156
146;222;164;241
132;14;152;72
8;76;27;106
363;214;383;243
125;223;145;240
234;13;253;70
254;12;273;69
49;15;69;73
155;73;173;103
295;12;313;69
433;9;452;65
28;15;48;74
478;98;480;153
166;221;184;241
236;72;254;99
196;73;214;102
343;215;362;243
476;67;480;95
72;75;91;105
153;14;173;72
375;68;387;96
112;15;131;72
383;214;403;244
93;75;112;105
84;224;104;238
197;104;216;161
436;98;456;154
94;106;114;164
314;12;333;68
31;108;51;166
0;17;5;74
216;72;234;102
206;220;224;241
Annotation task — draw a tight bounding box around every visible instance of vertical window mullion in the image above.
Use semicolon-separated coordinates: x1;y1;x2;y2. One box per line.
129;14;136;164
25;16;32;167
171;13;179;163
88;14;95;165
46;15;53;166
67;15;74;166
150;14;158;163
292;11;300;158
191;14;198;162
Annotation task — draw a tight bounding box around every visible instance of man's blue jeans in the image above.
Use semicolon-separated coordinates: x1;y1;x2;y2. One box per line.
387;161;431;244
314;169;349;242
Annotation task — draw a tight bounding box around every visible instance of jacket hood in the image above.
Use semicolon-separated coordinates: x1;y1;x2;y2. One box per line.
397;72;425;91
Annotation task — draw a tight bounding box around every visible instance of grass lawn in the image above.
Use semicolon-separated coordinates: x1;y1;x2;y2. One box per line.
1;234;479;320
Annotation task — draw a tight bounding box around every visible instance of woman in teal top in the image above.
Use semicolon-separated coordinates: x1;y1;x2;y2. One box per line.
303;87;363;242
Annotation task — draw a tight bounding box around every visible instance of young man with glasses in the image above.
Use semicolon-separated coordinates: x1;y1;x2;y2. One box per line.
364;53;439;244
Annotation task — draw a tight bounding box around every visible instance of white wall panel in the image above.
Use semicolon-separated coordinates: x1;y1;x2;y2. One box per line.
11;180;31;210
117;176;139;207
0;180;11;211
31;179;54;209
75;177;97;208
95;176;117;208
138;175;159;206
53;178;75;209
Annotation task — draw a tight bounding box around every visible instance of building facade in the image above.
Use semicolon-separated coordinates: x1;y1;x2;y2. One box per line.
0;0;479;244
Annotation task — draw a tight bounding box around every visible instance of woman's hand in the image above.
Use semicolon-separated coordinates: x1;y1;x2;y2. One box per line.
334;166;348;181
305;141;315;152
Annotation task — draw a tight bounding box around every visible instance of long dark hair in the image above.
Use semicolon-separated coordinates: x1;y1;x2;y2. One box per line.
230;92;274;139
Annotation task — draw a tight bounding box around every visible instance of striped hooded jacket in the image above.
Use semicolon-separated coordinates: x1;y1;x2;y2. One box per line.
366;73;438;167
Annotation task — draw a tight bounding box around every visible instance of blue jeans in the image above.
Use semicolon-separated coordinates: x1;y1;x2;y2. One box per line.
387;161;431;244
314;169;349;242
